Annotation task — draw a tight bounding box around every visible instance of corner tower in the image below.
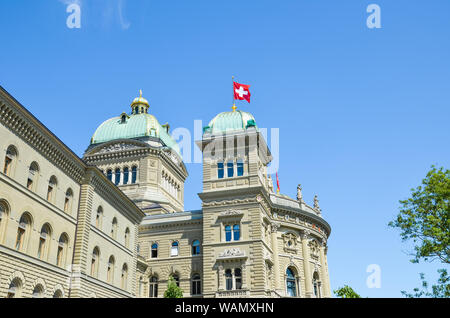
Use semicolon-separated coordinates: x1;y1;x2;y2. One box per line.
83;91;188;214
196;107;275;297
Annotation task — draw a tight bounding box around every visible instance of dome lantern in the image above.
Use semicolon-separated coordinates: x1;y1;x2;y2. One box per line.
131;90;150;115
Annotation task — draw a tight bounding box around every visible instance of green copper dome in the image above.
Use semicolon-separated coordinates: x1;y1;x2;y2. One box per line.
90;92;180;156
203;110;258;135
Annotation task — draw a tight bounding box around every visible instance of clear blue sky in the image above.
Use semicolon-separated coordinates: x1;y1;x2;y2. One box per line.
1;0;449;297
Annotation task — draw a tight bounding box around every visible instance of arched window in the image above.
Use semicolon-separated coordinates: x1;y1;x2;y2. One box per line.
0;200;9;243
171;241;179;257
217;162;224;179
32;284;44;298
227;161;234;178
27;162;39;191
91;247;100;278
225;269;233;291
121;264;128;290
151;243;158;258
286;267;297;297
149;276;158;298
16;213;32;252
192;240;200;255
111;217;118;239
107;256;115;284
123;167;129;185
313;272;321;298
3;145;18;176
125;227;130;248
53;290;63;298
47;176;58;202
191;274;201;296
7;278;22;298
107;169;113;181
115;168;121;185
171;274;180;287
37;223;52;260
131;166;138;184
225;225;232;242
233;224;240;241
64;188;73;213
57;233;68;268
96;206;103;229
235;268;242;290
237;159;244;176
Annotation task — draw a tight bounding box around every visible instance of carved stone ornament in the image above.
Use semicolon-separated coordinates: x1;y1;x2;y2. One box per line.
219;248;246;258
220;209;243;217
97;143;138;154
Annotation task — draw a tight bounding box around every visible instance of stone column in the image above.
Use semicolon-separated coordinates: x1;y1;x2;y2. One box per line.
270;222;281;293
218;265;224;291
301;231;313;298
241;262;248;289
320;241;331;297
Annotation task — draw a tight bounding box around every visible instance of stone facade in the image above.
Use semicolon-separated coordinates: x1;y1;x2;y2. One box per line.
0;86;332;298
0;87;145;298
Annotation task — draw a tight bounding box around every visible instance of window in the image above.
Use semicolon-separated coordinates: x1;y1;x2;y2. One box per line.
107;169;113;181
123;167;129;185
227;161;234;178
107;256;115;284
3;145;18;176
91;247;100;277
131;166;138;184
64;188;73;213
313;272;321;298
16;213;31;252
151;243;158;258
217;162;224;179
225;225;232;242
125;227;130;248
171;241;179;257
172;274;180;287
237;159;244;176
149;276;158;298
191;274;201;296
7;278;22;298
0;201;9;243
53;290;63;298
32;284;44;298
235;268;242;290
192;240;201;255
57;233;68;267
233;224;240;241
111;218;118;239
115;168;121;185
27;162;39;191
96;206;103;229
37;223;51;260
121;264;128;290
286;268;297;297
47;176;57;202
225;269;233;291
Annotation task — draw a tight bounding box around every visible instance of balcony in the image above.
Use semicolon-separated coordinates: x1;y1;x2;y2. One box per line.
216;289;250;298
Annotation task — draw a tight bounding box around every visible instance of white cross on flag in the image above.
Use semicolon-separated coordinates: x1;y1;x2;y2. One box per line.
233;81;251;103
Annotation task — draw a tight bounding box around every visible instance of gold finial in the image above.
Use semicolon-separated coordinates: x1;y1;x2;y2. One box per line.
139;89;142;98
232;103;237;112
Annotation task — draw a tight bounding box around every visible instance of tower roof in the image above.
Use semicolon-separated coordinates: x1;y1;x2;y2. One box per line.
203;110;258;135
90;91;180;156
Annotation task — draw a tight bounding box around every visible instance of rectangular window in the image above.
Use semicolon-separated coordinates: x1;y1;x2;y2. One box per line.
237;161;244;176
218;162;224;179
15;228;24;250
227;162;234;178
123;168;129;184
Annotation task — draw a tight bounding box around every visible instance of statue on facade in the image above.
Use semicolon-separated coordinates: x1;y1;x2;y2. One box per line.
268;175;274;193
297;184;303;202
314;195;321;213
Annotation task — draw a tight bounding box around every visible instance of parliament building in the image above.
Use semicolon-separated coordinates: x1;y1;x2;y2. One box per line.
0;86;332;298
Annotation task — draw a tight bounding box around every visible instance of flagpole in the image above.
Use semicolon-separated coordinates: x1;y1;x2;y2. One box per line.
232;75;236;112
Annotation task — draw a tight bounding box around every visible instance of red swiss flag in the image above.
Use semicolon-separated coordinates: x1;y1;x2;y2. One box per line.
233;82;251;103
